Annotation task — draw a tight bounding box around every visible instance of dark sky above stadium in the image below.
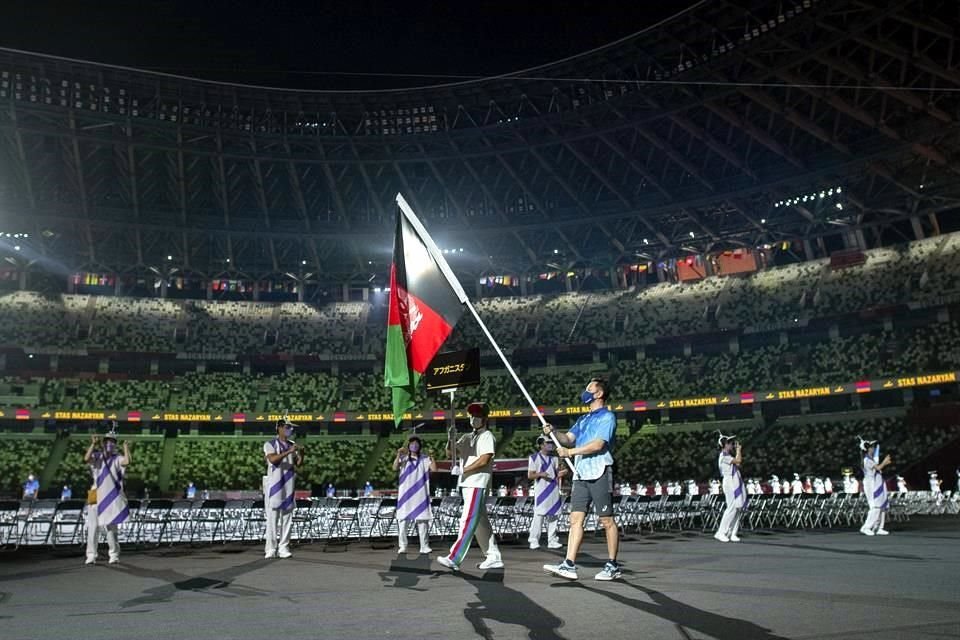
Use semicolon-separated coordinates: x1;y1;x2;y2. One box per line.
1;0;699;89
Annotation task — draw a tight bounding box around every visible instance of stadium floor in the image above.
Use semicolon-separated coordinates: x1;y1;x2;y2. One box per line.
1;517;959;640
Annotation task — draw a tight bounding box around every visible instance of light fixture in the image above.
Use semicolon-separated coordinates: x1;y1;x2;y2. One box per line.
14;245;20;251
835;203;843;210
301;260;307;265
166;255;172;260
760;218;766;224
226;258;230;263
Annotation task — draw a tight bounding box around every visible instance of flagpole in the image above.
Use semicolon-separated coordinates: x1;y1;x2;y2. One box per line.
396;193;577;478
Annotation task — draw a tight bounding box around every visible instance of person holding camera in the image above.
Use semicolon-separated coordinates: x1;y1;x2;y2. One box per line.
859;436;892;536
83;426;131;565
715;433;746;542
263;417;303;558
393;435;437;555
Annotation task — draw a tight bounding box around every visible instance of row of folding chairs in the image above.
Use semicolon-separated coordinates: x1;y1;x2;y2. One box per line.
3;491;957;550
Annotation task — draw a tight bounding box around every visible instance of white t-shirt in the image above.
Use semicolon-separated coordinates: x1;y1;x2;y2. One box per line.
456;429;495;489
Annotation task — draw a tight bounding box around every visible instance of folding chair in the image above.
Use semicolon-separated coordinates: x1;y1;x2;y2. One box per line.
133;499;173;547
242;499;267;543
222;499;253;542
433;495;462;540
189;499;226;544
21;499;59;545
290;498;315;542
329;498;361;542
356;497;383;540
50;499;87;548
164;499;196;544
368;498;398;540
0;500;24;550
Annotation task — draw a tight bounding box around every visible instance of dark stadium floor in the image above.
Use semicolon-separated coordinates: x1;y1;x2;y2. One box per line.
2;517;959;640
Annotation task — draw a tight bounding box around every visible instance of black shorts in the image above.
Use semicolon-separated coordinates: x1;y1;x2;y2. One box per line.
570;467;614;517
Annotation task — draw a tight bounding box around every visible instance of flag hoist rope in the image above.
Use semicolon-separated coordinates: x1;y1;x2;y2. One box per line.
396;193;578;479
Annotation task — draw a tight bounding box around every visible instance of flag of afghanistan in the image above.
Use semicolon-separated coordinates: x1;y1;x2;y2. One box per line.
384;209;465;426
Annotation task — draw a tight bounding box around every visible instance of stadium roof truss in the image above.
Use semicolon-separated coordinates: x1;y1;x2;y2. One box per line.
0;0;958;285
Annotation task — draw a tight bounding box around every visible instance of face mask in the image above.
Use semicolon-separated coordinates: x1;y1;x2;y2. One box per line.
284;427;294;438
105;441;116;454
544;443;555;452
408;442;420;453
580;389;596;404
470;417;484;429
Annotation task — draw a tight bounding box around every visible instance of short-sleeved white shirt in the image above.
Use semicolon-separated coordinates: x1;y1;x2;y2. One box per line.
457;429;495;489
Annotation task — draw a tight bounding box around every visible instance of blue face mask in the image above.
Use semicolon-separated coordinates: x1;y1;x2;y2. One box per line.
580;389;595;404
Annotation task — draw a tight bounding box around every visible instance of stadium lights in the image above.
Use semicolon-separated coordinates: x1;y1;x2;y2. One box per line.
643;238;649;245
301;260;307;265
760;218;766;224
166;255;172;260
836;203;843;210
225;258;230;263
553;249;559;254
14;245;20;251
689;231;695;238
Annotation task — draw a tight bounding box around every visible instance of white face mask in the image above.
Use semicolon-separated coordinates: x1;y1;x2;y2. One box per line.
469;417;484;430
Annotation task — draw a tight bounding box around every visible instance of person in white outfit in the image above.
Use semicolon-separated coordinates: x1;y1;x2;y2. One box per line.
813;478;825;495
896;476;908;493
527;436;566;550
858;436;892;536
708;479;721;495
770;475;781;495
842;468;859;494
84;427;131;565
438;402;503;572
394;435;437;555
715;433;746;543
791;474;804;495
686;479;699;496
824;476;834;494
263;417;303;559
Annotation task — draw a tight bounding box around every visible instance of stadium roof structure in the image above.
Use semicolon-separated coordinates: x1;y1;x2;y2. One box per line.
0;0;958;287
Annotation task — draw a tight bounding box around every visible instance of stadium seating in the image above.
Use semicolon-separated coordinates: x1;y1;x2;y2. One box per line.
0;438;54;497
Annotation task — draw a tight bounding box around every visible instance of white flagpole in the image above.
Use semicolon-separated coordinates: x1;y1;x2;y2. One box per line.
396;193;577;478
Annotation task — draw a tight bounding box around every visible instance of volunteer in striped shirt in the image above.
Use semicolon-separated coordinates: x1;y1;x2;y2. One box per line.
437;402;503;572
393;435;437;555
263;418;303;559
527;435;566;550
83;427;131;565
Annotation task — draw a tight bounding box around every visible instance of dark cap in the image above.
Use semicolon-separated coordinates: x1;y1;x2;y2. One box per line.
466;402;489;418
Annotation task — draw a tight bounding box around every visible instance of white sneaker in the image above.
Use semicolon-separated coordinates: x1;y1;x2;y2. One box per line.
529;542;541;550
729;535;741;542
84;558;97;566
714;532;730;542
278;549;293;559
594;562;623;581
477;556;504;570
876;529;890;536
419;546;432;554
547;542;564;550
860;527;875;536
544;562;578;580
397;546;407;554
436;556;459;571
108;558;120;565
264;551;277;559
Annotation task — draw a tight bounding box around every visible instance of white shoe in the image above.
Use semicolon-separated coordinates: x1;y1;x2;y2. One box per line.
477;556;504;570
264;551;277;559
544;562;578;580
108;558;120;565
714;532;730;542
418;546;432;554
397;546;407;554
278;549;293;559
436;556;459;571
876;529;890;536
729;535;741;542
860;527;875;536
84;558;97;565
529;543;541;550
547;542;564;550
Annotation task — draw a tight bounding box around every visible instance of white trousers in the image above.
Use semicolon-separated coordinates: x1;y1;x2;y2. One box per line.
85;504;119;562
862;508;886;532
265;507;293;555
398;520;431;551
528;514;559;546
717;503;741;538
